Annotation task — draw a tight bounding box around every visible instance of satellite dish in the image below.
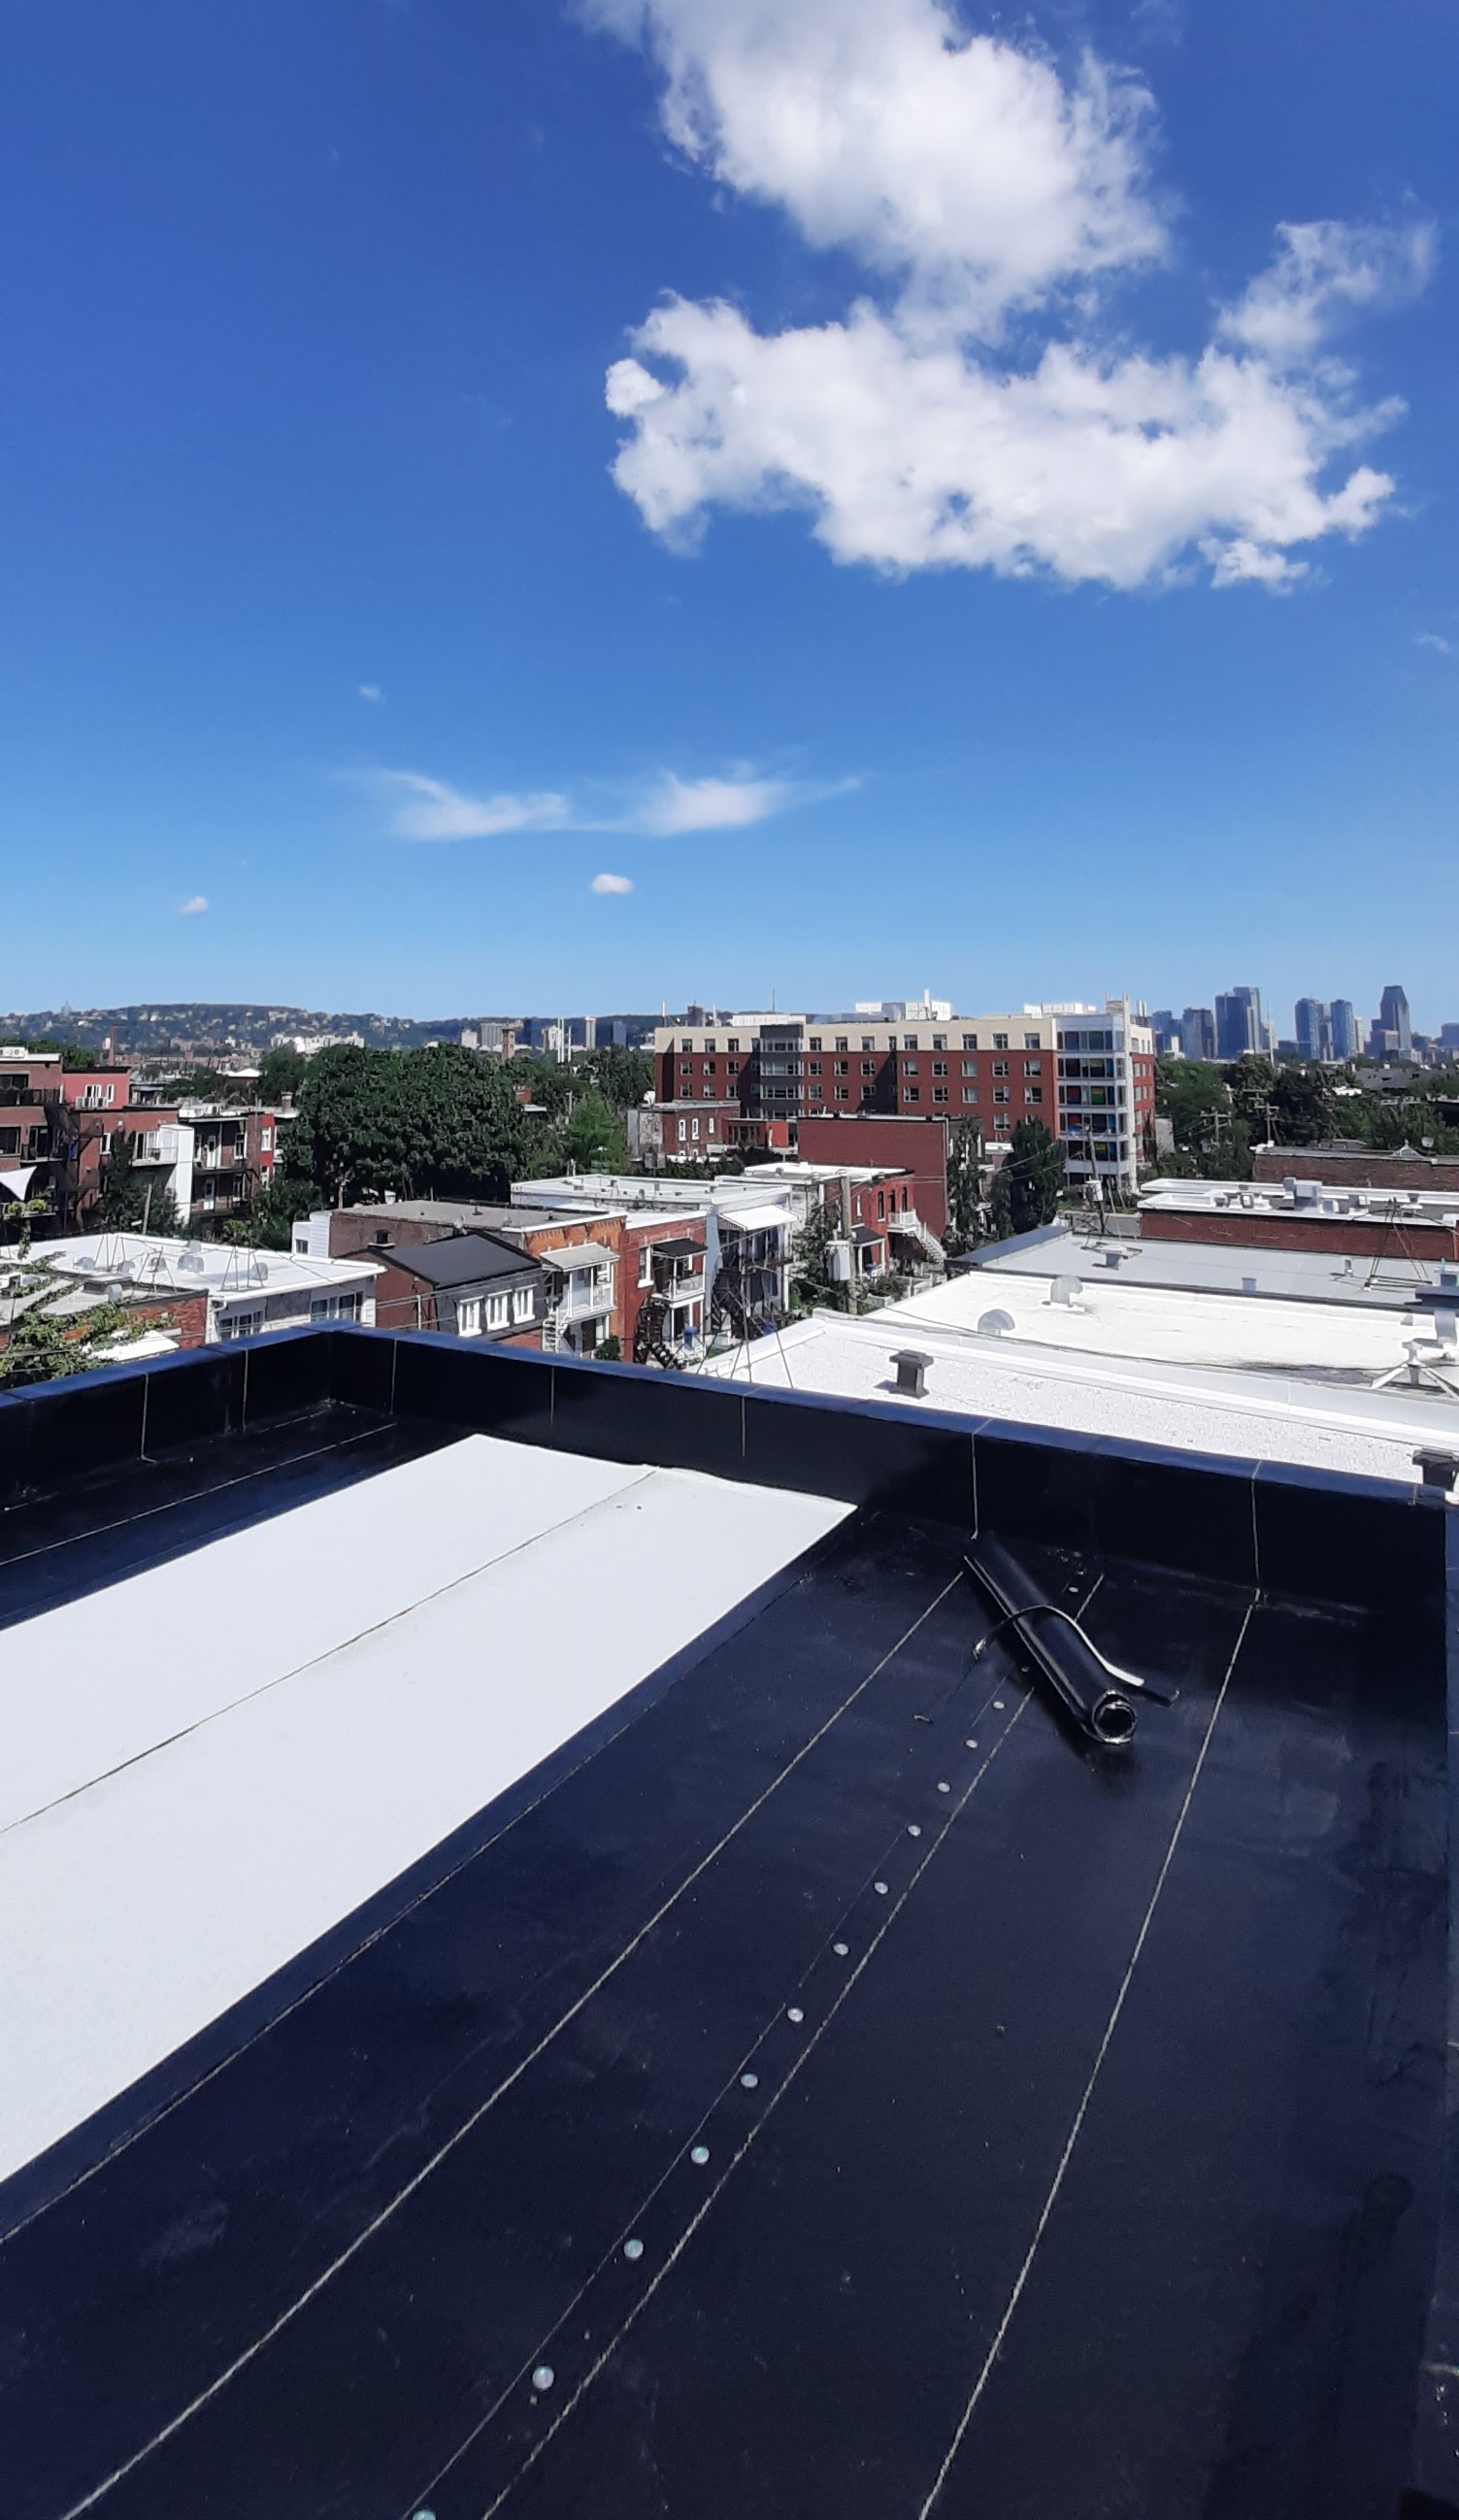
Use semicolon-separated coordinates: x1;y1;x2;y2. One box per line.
978;1308;1015;1336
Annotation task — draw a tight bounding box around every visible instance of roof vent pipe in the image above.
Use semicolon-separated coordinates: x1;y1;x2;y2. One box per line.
889;1349;933;1399
1242;1276;1257;1294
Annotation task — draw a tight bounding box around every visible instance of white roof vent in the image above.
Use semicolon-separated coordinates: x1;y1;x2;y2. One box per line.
978;1308;1015;1337
1049;1276;1084;1309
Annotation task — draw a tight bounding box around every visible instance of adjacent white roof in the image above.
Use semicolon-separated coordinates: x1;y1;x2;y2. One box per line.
542;1239;616;1271
0;1434;847;2182
878;1266;1450;1379
1140;1174;1459;1226
14;1231;380;1302
967;1225;1450;1310
695;1312;1459;1483
719;1202;795;1235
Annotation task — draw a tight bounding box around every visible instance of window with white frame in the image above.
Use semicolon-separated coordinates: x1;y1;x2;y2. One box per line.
639;1246;653;1286
512;1285;533;1323
486;1293;510;1332
219;1307;264;1341
456;1297;482;1337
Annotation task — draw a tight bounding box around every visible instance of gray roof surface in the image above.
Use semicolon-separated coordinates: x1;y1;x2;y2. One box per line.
962;1223;1443;1311
381;1233;541;1289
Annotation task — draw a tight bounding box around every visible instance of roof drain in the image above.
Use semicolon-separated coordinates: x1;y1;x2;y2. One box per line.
961;1536;1177;1751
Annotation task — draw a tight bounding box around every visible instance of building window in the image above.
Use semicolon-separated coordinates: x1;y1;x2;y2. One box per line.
1024;1033;1041;1050
808;1060;822;1075
932;1060;947;1077
877;1189;885;1218
309;1291;362;1324
993;1086;1010;1104
809;1036;822;1051
992;1059;1009;1078
835;1036;848;1051
933;1086;948;1104
260;1128;273;1149
961;1033;978;1049
995;1113;1011;1133
513;1286;533;1322
727;1060;740;1076
680;1061;692;1077
727;1038;739;1052
835;1059;848;1075
457;1298;482;1338
702;1085;714;1099
962;1086;978;1103
904;1034;917;1049
691;1116;700;1140
705;1039;716;1052
1023;1061;1042;1077
993;1033;1009;1050
1027;1086;1044;1103
834;1085;849;1102
902;1059;917;1076
960;1061;978;1078
861;1036;875;1051
486;1293;510;1332
810;1084;824;1100
680;1039;692;1052
932;1035;946;1050
904;1085;920;1102
677;1119;687;1142
639;1246;654;1286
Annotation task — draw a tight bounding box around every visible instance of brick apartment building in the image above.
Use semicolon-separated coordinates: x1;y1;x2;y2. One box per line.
652;1000;1154;1192
795;1115;951;1243
1;1051;290;1237
369;1234;548;1343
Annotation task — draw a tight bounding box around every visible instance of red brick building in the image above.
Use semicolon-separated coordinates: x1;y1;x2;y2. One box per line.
795;1116;951;1242
1252;1146;1459;1195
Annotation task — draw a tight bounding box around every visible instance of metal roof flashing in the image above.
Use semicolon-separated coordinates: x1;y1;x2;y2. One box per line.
0;1326;1454;2520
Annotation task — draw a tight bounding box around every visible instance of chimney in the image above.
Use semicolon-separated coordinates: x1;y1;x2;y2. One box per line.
889;1349;933;1399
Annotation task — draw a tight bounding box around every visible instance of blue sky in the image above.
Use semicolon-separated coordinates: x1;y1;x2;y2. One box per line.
2;0;1455;1031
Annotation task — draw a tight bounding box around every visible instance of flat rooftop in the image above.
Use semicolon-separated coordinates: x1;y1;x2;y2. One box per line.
1141;1173;1459;1226
879;1261;1458;1385
698;1310;1459;1480
8;1232;378;1301
1;1329;1453;2517
961;1221;1452;1309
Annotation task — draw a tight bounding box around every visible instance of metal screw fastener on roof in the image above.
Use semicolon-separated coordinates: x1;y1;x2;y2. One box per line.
531;2366;554;2393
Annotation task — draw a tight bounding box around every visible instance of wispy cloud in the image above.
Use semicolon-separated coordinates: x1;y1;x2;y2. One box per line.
375;771;570;842
590;872;634;893
1416;631;1453;657
366;764;849;842
358;682;385;704
177;894;210;917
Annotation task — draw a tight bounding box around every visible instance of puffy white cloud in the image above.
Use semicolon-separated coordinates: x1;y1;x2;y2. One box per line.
594;0;1431;591
376;771;570;841
585;0;1162;335
609;296;1397;589
177;895;209;916
591;871;634;892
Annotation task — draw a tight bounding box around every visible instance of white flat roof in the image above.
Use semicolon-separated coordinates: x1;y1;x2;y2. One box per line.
719;1202;794;1234
695;1314;1459;1483
1140;1175;1459;1225
0;1434;847;2182
969;1226;1447;1310
19;1232;380;1301
542;1239;616;1270
879;1267;1447;1379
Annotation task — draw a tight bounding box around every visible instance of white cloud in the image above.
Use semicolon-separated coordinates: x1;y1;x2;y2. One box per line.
368;764;837;840
375;771;570;842
593;0;1432;591
177;895;210;917
635;771;796;833
358;682;385;704
585;0;1163;336
1220;220;1435;366
591;872;634;893
1416;631;1452;656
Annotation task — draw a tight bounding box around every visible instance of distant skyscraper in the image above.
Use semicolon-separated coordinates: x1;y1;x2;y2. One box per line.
1179;1006;1216;1061
1148;1009;1181;1054
1377;984;1412;1059
1328;1000;1357;1061
1294;998;1327;1061
1214;987;1264;1061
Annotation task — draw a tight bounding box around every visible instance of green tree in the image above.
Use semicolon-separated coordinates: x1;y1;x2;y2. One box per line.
0;1277;170;1388
97;1134;146;1228
791;1204;839;1309
1004;1118;1066;1234
257;1045;307;1105
282;1043;536;1208
986;1163;1014;1243
559;1088;627;1175
1268;1061;1336;1145
582;1044;653;1112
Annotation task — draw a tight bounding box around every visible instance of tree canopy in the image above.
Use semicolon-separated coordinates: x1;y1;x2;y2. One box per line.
280;1044;539;1209
1002;1118;1065;1235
